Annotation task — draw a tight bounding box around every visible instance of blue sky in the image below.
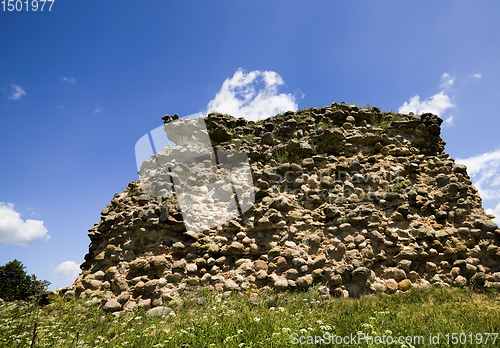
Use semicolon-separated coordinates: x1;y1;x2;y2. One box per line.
1;1;500;290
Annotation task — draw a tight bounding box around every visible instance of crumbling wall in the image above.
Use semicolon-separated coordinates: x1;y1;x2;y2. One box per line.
60;102;500;312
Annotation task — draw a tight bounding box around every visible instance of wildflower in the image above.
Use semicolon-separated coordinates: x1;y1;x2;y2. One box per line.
237;329;243;334
269;307;275;311
277;307;285;312
254;317;261;322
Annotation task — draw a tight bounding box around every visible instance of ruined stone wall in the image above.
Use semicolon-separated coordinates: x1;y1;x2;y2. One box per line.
61;102;500;312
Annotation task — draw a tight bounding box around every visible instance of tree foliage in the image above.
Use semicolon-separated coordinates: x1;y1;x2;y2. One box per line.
0;259;50;302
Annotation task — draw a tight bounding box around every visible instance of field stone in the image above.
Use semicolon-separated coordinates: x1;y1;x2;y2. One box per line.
385;279;398;292
0;298;4;306
103;299;122;312
383;267;407;281
94;271;105;280
138;298;151;307
454;275;467;286
398;279;412;291
351;267;370;282
297;275;313;287
255;270;268;280
370;281;386;292
146;306;172;317
318;285;330;299
124;301;137;310
273;277;288;290
224;279;239;290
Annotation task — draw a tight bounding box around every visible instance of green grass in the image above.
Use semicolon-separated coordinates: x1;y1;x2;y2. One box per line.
231;134;256;146
275;149;301;164
393;176;412;192
1;286;499;347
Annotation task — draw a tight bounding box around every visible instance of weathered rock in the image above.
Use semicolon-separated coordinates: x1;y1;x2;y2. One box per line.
454;275;467;287
385;279;398;292
224;279;239;291
398;279;412;291
297;275;313;288
145;306;172;317
351;267;370;283
103;299;122;312
273;277;289;290
116;291;130;304
138;298;151;307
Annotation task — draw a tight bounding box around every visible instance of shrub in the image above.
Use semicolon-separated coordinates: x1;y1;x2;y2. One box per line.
0;259;50;302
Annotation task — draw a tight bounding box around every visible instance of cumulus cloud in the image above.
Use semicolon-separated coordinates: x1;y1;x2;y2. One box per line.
94;107;103;113
456;149;500;200
486;202;500;224
8;84;26;101
398;90;455;117
473;73;482;79
399;72;457;120
205;68;298;121
439;72;455;89
53;261;80;279
443;114;454;127
0;203;49;246
62;77;76;84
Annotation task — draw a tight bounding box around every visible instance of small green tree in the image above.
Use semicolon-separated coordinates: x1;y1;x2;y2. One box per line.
0;259;50;301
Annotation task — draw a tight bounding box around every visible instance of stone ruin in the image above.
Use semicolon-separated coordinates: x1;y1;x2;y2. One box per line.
59;102;500;313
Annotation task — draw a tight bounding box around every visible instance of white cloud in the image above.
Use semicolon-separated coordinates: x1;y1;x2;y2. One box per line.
0;203;49;246
94;107;103;113
486;202;500;224
399;72;457;121
398;90;455;117
53;261;80;279
439;72;455;89
62;77;76;84
443;114;454;127
205;68;298;121
473;73;482;79
456;149;500;200
8;84;26;101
